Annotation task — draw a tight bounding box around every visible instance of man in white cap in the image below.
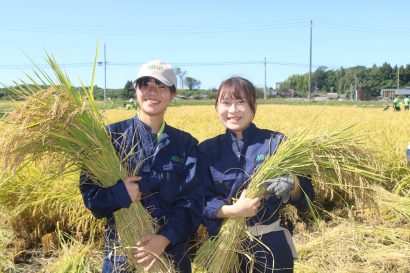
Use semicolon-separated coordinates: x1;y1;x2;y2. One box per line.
80;60;203;273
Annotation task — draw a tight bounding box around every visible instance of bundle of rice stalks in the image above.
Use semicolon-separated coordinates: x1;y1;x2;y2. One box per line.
0;53;174;272
194;126;385;273
294;219;410;273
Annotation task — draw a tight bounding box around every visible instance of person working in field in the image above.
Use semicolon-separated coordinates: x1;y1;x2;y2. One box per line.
393;95;401;111
80;60;203;273
199;77;315;273
403;96;409;111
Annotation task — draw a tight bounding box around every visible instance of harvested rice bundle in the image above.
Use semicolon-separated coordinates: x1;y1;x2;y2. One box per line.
195;127;385;273
0;54;174;272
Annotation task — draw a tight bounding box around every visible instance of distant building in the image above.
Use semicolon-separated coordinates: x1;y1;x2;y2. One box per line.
175;95;189;100
326;93;339;99
380;87;410;99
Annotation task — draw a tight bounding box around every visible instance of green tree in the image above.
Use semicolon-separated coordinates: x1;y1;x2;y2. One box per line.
184;77;201;90
123;80;135;100
174;67;187;89
280;62;410;99
313;66;327;91
403;64;410;84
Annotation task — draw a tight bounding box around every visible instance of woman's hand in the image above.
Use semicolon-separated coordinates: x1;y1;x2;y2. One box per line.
232;190;262;217
217;189;262;218
123;176;142;202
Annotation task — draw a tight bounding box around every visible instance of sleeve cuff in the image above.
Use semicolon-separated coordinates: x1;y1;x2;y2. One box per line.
203;198;228;220
110;180;132;208
159;227;179;246
289;176;315;208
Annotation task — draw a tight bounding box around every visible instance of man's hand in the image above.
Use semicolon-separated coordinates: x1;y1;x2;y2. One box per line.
259;175;296;202
133;234;170;272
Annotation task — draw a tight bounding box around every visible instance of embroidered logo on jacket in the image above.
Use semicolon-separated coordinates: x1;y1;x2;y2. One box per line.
171;155;184;164
255;154;265;162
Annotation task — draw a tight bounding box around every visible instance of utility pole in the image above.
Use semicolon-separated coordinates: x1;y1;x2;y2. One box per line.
104;43;107;100
308;20;313;101
350;83;354;100
354;75;359;101
397;66;400;92
264;57;267;100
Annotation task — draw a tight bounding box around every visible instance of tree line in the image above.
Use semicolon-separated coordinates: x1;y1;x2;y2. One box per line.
279;63;410;98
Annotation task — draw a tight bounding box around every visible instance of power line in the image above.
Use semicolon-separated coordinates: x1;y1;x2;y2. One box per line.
0;60;335;70
316;18;410;37
2;18;410;38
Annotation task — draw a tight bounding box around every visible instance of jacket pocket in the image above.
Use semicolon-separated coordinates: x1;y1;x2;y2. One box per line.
209;166;236;197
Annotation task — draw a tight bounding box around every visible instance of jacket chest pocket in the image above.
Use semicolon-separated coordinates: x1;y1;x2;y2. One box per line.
160;162;187;202
162;162;187;179
209;167;237;197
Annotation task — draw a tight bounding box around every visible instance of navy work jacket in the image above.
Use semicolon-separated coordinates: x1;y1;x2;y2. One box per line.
80;115;204;247
199;123;315;236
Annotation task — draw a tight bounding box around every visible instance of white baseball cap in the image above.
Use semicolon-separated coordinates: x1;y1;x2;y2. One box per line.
135;60;177;88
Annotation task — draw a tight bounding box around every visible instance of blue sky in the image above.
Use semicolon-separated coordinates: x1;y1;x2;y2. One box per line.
1;0;409;90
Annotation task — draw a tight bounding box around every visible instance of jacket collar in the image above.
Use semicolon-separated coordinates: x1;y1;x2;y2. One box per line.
132;114;170;146
226;122;257;142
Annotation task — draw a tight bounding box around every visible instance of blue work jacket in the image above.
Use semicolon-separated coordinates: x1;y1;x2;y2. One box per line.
80;115;203;256
199;123;315;236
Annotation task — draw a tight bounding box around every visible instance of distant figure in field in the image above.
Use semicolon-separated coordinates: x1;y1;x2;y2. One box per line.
403;96;409;111
383;99;392;111
393;95;401;111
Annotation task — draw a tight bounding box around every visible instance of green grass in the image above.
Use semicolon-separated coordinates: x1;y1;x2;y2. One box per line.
0;100;14;118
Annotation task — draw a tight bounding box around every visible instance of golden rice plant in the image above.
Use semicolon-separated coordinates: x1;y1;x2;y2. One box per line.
0;53;174;272
294;219;410;273
194;126;385;273
0;211;15;273
38;227;103;273
372;185;410;222
0;161;102;244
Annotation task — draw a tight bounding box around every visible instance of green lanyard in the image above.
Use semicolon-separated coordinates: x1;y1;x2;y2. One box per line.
157;120;165;142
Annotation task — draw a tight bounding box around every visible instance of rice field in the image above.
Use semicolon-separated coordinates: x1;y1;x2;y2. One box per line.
1;103;410;272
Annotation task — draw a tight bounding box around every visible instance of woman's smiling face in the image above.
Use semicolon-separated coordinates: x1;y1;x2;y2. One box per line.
216;88;254;138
